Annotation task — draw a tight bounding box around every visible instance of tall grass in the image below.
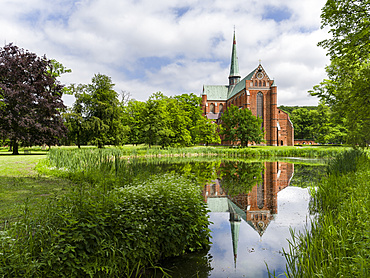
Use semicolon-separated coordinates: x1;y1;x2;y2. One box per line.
49;145;349;161
0;150;212;277
283;150;370;277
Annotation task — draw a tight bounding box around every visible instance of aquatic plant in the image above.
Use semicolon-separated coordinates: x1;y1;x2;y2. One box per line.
283;150;370;277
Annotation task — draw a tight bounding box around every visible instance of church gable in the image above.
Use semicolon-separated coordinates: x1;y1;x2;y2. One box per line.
249;65;271;88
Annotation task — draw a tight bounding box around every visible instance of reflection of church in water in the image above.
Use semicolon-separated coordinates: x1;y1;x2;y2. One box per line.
202;162;294;264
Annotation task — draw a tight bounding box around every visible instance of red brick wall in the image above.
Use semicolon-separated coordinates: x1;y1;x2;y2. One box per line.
203;75;294;146
278;109;294;146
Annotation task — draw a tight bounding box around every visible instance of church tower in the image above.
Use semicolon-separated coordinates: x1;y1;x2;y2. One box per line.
229;30;241;88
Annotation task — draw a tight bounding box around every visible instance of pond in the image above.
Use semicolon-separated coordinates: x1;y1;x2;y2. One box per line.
133;158;325;278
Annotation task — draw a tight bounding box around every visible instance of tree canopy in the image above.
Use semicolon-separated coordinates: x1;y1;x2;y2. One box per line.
311;0;370;147
220;105;264;147
280;104;346;144
64;74;124;148
120;92;220;148
0;44;67;154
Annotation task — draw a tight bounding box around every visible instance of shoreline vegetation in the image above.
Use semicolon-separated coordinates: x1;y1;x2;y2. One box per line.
0;146;368;277
283;149;370;277
1;144;351;158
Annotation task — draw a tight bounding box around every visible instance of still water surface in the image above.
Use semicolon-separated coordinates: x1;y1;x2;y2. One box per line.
144;158;325;278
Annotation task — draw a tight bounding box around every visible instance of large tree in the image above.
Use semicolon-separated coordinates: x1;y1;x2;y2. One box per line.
66;74;124;148
311;0;370;147
220;105;264;147
0;44;67;154
121;99;146;146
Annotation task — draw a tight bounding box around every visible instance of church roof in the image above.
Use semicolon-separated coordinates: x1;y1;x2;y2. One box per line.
227;68;257;99
245;68;258;80
203;85;228;101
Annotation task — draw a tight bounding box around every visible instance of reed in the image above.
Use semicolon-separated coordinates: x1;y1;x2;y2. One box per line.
283;149;370;277
47;145;349;161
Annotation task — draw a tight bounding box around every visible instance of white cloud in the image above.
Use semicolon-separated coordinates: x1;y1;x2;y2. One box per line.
0;0;330;106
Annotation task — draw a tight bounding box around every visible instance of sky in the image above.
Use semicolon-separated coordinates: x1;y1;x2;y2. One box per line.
0;0;330;107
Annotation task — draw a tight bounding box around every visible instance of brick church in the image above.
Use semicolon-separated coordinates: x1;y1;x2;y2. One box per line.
201;32;294;146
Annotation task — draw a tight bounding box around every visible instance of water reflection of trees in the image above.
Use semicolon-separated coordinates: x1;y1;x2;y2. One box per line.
204;161;295;236
218;161;264;197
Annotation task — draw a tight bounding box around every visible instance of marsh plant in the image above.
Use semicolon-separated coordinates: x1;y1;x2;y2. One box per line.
283;150;370;277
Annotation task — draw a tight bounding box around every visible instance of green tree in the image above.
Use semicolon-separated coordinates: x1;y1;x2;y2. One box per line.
63;105;88;148
174;93;202;143
309;102;346;144
66;74;123;148
158;97;192;147
141;92;167;147
311;0;370;147
291;108;314;139
122;100;146;145
220;105;264;147
193;116;221;146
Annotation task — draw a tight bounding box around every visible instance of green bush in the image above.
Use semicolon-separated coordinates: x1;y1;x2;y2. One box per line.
0;175;211;277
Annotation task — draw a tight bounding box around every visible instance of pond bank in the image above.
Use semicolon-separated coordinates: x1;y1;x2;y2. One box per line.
284;150;370;277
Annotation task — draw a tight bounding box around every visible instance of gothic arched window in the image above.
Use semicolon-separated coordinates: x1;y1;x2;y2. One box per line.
254;81;258;86
257;92;263;119
210;103;215;113
263;81;266;87
219;104;224;113
257;174;264;209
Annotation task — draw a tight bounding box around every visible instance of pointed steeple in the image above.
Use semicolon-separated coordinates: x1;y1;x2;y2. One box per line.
229;205;241;268
229;29;241;87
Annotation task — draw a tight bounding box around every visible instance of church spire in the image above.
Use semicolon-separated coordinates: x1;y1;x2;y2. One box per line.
229;29;241;86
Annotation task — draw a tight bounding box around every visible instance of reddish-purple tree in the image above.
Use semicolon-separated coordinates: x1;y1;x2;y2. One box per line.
0;44;67;154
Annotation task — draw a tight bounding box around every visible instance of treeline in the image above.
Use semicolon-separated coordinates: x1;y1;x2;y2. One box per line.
63;74;220;148
279;103;346;144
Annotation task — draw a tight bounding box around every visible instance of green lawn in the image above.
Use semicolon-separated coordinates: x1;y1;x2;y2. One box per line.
0;154;73;224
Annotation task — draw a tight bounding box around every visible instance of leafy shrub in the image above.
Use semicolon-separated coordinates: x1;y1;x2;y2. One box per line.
0;175;211;277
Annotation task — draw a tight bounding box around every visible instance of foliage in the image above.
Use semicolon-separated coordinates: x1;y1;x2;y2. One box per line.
219;161;264;196
280;104;347;143
278;106;317;115
64;74;124;148
0;163;211;277
310;0;370;147
284;150;370;277
192;116;221;146
220;104;264;147
121;99;146;145
121;92;219;148
0;44;67;155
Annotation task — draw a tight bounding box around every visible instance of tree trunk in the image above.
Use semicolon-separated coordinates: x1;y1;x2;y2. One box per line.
12;139;19;155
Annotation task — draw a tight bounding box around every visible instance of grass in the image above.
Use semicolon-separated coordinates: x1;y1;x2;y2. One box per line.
283;150;370;277
46;144;350;159
0;150;211;277
0;154;74;225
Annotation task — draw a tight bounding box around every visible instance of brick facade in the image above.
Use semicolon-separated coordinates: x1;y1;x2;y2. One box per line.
201;32;294;146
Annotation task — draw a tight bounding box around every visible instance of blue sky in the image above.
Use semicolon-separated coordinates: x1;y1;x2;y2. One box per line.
0;0;329;106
